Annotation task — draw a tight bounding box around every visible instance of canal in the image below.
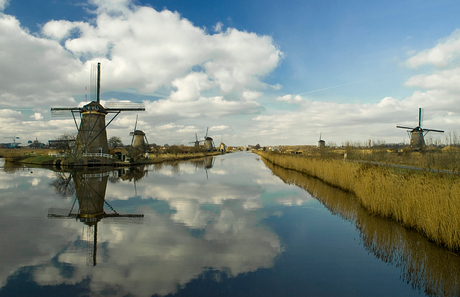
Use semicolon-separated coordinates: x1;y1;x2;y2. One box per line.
0;152;458;296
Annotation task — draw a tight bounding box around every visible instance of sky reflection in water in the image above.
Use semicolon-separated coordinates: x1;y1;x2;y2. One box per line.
0;153;454;297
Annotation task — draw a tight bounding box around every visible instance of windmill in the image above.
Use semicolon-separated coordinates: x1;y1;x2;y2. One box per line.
317;133;325;149
189;133;204;148
396;108;444;150
51;63;145;163
130;115;149;150
203;127;215;152
48;169;144;266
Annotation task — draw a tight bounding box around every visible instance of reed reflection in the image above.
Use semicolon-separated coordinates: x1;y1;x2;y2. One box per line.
48;167;144;266
261;157;460;297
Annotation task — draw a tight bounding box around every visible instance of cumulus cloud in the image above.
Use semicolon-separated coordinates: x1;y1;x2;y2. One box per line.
406;29;460;68
0;0;283;144
31;113;43;120
276;94;303;104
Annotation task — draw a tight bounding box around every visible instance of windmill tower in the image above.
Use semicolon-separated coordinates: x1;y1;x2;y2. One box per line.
51;63;145;163
130;115;149;150
203;127;215;152
317;133;325;149
48;169;144;266
396;108;444;150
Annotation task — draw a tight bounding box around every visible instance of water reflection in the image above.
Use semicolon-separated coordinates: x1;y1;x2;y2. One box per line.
261;157;460;297
48;168;144;266
0;155;284;296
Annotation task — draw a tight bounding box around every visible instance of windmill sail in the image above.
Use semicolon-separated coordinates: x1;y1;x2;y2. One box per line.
396;108;444;150
50;62;145;162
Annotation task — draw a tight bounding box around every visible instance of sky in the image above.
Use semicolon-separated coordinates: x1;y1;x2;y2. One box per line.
1;0;460;146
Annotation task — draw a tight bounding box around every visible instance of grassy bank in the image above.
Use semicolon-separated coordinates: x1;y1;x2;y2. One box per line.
145;151;222;164
262;159;460;296
0;148;223;166
257;151;460;251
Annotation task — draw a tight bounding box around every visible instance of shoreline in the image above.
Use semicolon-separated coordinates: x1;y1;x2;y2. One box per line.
255;150;460;252
0;148;224;168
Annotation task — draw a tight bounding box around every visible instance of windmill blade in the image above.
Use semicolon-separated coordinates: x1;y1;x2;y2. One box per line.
423;128;444;133
396;125;415;130
195;133;198;142
418;108;422;127
134;114;138;131
205;127;208;139
144;134;149;146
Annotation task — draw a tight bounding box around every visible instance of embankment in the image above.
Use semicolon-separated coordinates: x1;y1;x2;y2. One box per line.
256;151;460;251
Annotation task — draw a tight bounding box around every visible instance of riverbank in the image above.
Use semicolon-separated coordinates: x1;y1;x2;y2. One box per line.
256;151;460;251
0;148;224;167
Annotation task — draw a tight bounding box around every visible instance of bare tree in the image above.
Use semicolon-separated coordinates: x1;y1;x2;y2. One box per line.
108;136;124;148
53;133;76;154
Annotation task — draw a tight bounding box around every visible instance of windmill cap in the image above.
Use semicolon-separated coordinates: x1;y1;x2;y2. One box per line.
133;130;145;135
82;101;106;113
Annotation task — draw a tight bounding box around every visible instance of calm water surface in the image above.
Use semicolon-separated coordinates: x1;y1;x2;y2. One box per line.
0;152;458;297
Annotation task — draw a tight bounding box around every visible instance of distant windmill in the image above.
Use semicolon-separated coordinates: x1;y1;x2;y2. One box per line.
203;127;215;152
189;133;204;148
130;115;149;150
48;170;144;266
317;133;325;149
51;63;144;162
396;108;444;150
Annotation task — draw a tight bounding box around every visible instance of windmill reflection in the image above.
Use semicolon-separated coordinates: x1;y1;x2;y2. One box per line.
189;157;214;179
48;168;144;266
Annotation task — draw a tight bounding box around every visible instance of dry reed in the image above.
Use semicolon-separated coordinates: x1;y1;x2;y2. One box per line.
257;151;460;251
263;159;460;297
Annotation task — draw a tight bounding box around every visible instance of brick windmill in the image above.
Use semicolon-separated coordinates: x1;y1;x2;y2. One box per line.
396;108;444;150
51;63;145;163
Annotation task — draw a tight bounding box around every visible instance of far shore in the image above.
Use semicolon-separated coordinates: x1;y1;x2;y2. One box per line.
0;148;225;167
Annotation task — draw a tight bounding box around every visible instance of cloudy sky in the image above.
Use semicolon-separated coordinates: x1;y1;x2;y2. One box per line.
1;0;460;146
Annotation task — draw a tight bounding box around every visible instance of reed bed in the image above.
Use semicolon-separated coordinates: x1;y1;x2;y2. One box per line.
263;159;460;297
257;151;460;251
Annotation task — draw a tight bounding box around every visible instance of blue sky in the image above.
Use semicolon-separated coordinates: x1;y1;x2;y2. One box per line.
1;0;460;146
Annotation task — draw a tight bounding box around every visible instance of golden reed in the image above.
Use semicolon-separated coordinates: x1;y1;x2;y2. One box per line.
263;159;460;296
257;151;460;251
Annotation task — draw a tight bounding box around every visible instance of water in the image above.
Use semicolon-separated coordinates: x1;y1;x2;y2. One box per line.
0;152;458;297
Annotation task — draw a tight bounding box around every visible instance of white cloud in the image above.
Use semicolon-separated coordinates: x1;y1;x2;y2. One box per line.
213;21;223;33
0;0;9;11
210;125;229;132
407;29;460;68
242;90;262;101
31;113;43;120
405;68;460;93
0;0;282;144
276;94;303;104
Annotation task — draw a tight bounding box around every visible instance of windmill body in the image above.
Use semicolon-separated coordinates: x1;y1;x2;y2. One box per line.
51;63;144;164
74;101;110;155
396;108;444;150
203;127;215;152
132;130;146;148
317;133;325;149
130;115;149;151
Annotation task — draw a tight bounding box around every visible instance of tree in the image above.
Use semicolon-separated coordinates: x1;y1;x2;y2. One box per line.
108;136;124;148
53;133;76;154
